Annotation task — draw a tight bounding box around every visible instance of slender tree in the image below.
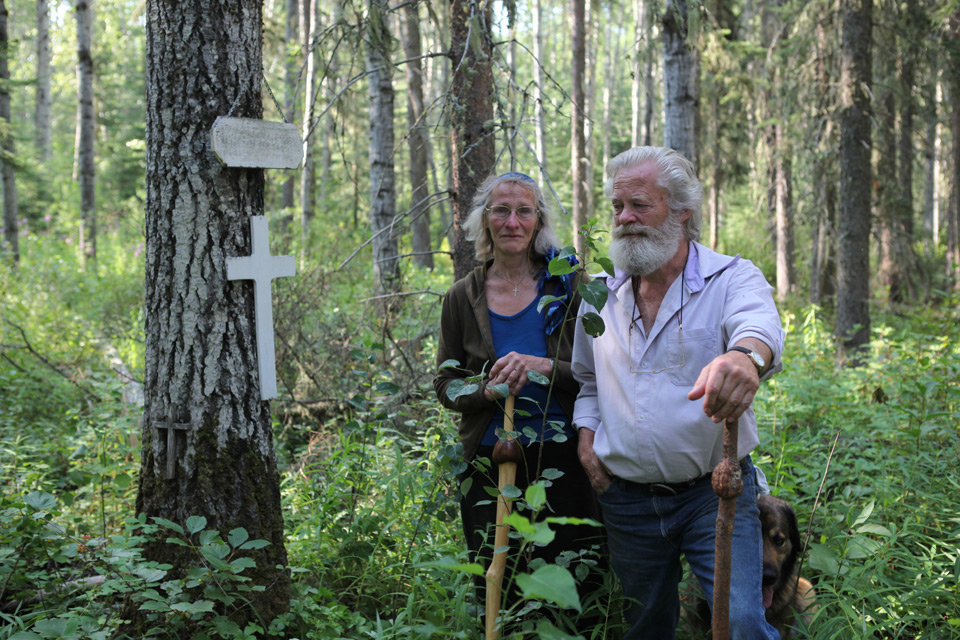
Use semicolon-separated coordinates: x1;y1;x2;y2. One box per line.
367;0;399;291
402;0;432;269
837;0;872;357
571;0;588;255
533;0;547;178
947;13;960;288
134;0;290;632
0;0;16;264
300;0;317;260
76;0;96;266
35;0;51;163
281;0;298;212
449;0;494;279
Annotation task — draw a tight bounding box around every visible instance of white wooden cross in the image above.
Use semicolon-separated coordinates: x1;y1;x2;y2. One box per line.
155;406;193;480
226;216;296;400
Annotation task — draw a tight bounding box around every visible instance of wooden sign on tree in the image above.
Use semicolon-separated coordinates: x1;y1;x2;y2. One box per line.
210;116;303;170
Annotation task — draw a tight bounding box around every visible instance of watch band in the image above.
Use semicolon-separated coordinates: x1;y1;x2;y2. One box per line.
727;346;766;375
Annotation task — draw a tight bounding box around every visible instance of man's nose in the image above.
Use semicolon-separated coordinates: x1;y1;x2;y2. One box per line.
616;205;639;225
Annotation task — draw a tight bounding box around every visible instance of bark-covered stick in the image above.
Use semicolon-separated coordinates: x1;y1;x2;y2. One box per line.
485;395;518;640
711;417;742;640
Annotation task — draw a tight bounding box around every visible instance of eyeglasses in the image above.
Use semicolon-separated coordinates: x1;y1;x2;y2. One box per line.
487;205;538;221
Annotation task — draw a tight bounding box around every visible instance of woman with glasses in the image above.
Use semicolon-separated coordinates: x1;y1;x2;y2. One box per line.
434;172;604;629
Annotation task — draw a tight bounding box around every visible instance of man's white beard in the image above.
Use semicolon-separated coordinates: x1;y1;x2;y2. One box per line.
609;213;685;276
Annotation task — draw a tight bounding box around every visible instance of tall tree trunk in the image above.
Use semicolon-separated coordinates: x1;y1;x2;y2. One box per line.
281;0;298;212
449;0;494;280
922;71;939;252
631;0;643;146
662;0;699;168
642;0;655;146
775;125;794;302
402;1;432;269
602;1;624;172
35;0;51;163
877;41;902;305
533;0;547;179
707;92;719;250
0;0;16;264
837;0;872;358
811;14;836;306
76;0;96;267
133;0;290;631
368;0;399;292
571;0;588;256
300;0;316;261
948;15;960;288
584;0;598;225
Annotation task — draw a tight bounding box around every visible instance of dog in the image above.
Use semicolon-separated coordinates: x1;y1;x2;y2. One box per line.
680;494;817;639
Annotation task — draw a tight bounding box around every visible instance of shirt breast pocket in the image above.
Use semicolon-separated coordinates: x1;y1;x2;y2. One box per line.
667;327;719;386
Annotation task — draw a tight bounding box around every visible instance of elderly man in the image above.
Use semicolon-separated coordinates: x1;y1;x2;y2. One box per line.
572;146;784;639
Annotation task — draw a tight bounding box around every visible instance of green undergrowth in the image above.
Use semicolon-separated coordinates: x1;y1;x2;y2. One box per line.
2;231;960;638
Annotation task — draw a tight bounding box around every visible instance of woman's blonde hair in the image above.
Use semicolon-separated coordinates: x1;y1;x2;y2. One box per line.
461;173;562;261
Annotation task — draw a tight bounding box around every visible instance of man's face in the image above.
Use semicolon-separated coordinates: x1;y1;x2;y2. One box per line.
608;161;688;276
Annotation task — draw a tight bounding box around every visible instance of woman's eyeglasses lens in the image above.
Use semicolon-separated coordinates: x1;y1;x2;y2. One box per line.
489;206;537;220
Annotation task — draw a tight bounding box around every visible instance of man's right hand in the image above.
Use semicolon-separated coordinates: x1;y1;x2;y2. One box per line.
577;427;613;493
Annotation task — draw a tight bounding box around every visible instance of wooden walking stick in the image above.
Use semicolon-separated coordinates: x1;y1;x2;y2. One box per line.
485;394;519;640
711;417;742;640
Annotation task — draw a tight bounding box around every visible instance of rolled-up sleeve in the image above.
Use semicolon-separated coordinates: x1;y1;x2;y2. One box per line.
571;299;601;431
723;260;786;380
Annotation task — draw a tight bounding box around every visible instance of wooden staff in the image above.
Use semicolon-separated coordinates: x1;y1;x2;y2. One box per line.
485;394;519;640
711;417;742;640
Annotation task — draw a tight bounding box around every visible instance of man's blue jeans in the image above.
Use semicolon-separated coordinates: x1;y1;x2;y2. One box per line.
597;458;779;640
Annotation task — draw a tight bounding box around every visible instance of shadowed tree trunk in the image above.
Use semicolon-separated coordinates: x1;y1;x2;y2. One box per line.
131;0;290;632
837;0;872;359
948;14;960;288
775;126;795;303
922;70;939;252
449;0;493;280
0;0;16;264
35;0;51;163
300;0;317;261
281;0;298;212
367;0;399;292
76;0;96;267
662;0;699;168
402;0;433;270
533;0;546;178
877;38;902;306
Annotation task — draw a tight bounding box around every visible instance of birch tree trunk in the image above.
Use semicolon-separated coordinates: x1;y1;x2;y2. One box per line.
662;0;699;168
922;73;939;252
601;0;624;172
584;0;598;222
533;0;546;178
367;0;399;291
0;0;16;264
775;125;794;302
281;0;298;211
402;2;432;269
300;0;316;260
571;0;588;256
837;0;872;358
631;0;643;146
76;0;96;267
133;0;290;631
948;15;960;289
35;0;51;163
449;0;493;280
642;0;655;146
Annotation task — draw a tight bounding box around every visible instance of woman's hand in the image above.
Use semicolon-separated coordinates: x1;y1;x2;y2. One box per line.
483;351;553;399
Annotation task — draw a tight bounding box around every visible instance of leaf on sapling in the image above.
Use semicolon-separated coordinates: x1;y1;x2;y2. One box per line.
595;256;616;277
438;358;460;370
489;383;509;399
516;564;582;612
445;379;479;402
460;476;473;496
228;528;249;548
172;600;216;615
198;530;219;546
229;557;257;572
503;511;536;534
548;256;576;276
540;468;565;480
24;491;57;512
186;515;207;534
557;246;577;259
527;370;550;385
501;484;522;499
544;516;603;527
525;483;547;510
534;619;583;640
522;426;539;441
420;556;485;576
578;279;608;313
139;601;172;612
238;539;271;551
537;294;567;313
375;381;400;394
581;312;605;337
152;517;184;535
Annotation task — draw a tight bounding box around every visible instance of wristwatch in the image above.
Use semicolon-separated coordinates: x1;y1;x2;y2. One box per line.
727;346;767;375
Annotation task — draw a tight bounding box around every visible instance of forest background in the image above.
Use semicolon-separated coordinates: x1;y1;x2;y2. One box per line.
0;0;959;638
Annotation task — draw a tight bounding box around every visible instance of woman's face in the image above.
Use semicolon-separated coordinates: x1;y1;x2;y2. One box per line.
486;182;539;259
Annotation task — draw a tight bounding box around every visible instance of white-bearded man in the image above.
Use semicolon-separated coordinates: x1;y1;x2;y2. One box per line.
572;146;785;639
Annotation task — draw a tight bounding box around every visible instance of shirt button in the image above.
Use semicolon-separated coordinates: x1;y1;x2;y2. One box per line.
641;361;649;367
638;414;646;421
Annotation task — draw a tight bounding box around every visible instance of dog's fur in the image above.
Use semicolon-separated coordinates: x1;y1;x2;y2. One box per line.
680;494;817;639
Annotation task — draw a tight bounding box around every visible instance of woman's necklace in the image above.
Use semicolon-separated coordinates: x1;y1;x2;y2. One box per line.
492;266;531;297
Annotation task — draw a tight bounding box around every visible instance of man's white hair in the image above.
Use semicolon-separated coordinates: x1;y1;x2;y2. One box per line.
462;173;562;261
604;147;703;241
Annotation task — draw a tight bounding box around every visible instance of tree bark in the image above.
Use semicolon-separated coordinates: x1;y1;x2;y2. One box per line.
775;124;794;302
449;0;493;280
811;14;836;306
281;0;298;212
136;0;290;630
877;40;902;305
402;1;432;270
533;0;547;178
300;0;316;260
0;0;16;264
662;0;699;169
837;0;872;358
948;14;960;288
367;0;399;292
922;72;939;252
631;0;643;146
35;0;51;163
571;0;588;256
76;0;96;267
